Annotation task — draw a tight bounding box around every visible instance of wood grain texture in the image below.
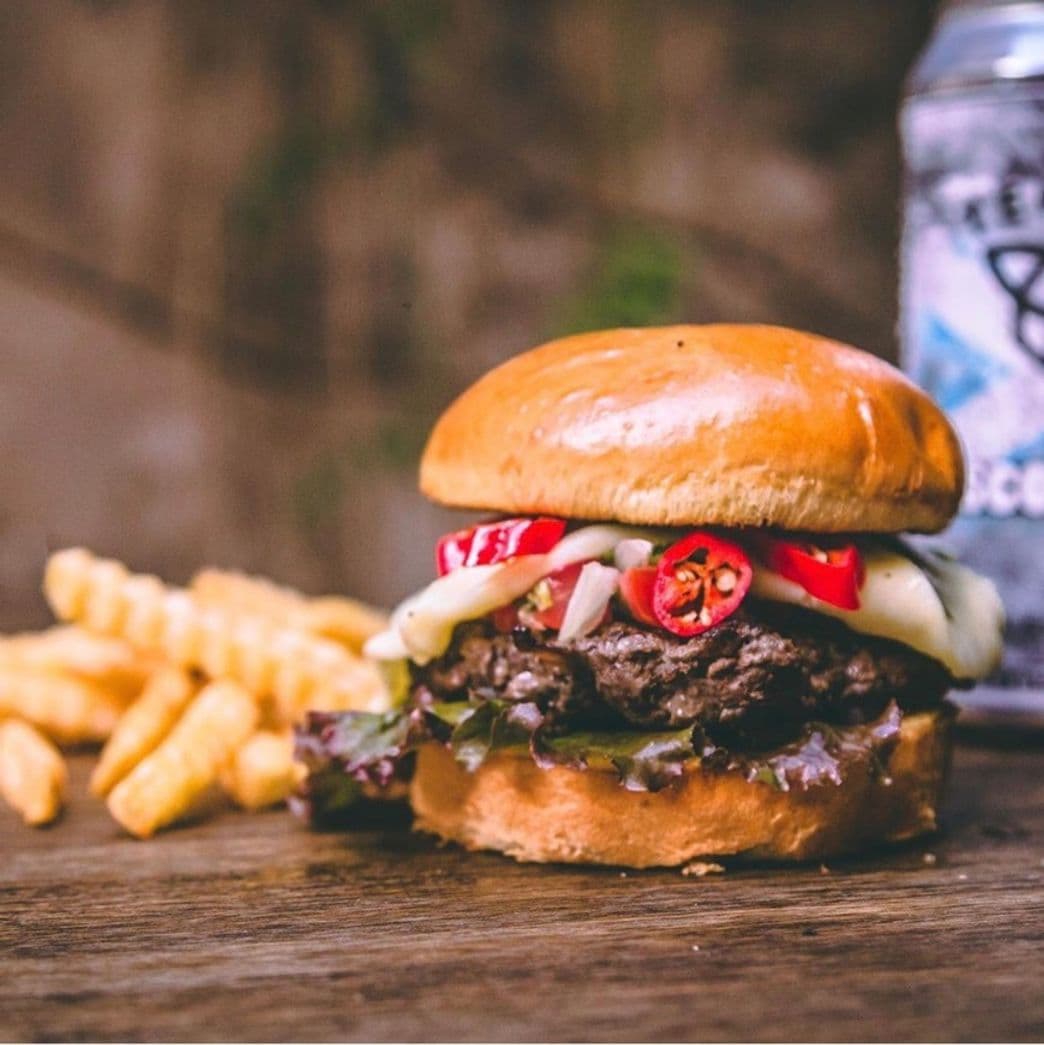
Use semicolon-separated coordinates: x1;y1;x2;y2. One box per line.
2;741;1043;1043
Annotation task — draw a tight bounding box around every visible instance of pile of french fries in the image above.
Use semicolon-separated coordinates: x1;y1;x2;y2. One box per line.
0;549;389;837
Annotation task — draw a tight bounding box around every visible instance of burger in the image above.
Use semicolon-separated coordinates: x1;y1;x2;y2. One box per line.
297;324;1004;866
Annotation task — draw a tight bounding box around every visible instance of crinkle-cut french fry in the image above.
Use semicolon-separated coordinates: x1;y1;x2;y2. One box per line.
0;626;155;702
107;679;259;838
90;666;198;797
0;666;123;744
190;569;304;621
298;596;388;653
44;549;389;719
191;569;388;654
222;729;304;810
0;718;67;825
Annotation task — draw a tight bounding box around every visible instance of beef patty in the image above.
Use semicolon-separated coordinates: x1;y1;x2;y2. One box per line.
411;601;955;748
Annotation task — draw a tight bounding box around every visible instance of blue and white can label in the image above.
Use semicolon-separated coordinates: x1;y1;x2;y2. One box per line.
901;90;1044;521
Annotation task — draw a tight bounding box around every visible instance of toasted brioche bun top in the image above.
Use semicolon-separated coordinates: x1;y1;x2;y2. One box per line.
420;324;963;533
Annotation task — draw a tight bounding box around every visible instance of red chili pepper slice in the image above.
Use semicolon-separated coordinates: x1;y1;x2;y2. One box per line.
652;531;753;637
757;535;865;610
436;516;567;575
619;566;659;628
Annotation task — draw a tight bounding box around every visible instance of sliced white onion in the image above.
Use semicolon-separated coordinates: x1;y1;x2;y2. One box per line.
557;562;620;642
366;521;1004;681
546;525;659;570
614;538;654;571
367;525;656;664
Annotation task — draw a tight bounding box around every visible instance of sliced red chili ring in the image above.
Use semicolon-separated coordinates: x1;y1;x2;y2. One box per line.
435;516;567;575
652;531;753;637
756;535;865;610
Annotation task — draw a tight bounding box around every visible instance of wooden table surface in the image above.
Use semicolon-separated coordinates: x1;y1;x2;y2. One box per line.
3;738;1043;1043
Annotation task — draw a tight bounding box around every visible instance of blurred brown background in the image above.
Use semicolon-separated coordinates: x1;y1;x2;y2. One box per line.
1;0;943;627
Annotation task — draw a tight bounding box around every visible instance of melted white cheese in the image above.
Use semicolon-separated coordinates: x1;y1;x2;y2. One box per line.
365;528;1005;680
750;545;1003;680
367;525;661;665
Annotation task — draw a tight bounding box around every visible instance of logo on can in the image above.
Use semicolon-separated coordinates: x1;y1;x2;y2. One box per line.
902;97;1044;520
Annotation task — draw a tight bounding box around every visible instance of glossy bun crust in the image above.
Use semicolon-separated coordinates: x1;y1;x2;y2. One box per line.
409;709;952;866
420;325;963;533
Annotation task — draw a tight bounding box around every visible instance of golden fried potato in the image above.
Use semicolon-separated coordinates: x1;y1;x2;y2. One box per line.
190;569;304;622
90;666;198;797
0;718;67;825
107;679;259;838
222;729;304;810
298;596;388;653
191;569;387;653
0;626;154;702
0;666;123;744
44;549;389;720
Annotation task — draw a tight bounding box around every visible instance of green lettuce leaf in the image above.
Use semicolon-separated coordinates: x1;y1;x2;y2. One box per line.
295;708;417;787
445;700;544;772
294;698;907;823
534;726;702;791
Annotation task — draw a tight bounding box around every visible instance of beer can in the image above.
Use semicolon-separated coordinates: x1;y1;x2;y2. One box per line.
900;0;1044;720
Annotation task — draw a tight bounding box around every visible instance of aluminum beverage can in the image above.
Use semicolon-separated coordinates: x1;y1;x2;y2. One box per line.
900;0;1044;718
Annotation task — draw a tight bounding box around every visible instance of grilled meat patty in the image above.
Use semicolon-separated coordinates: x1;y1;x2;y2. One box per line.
411;602;954;748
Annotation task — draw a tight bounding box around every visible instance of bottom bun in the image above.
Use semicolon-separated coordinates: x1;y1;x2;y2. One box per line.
409;709;953;866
